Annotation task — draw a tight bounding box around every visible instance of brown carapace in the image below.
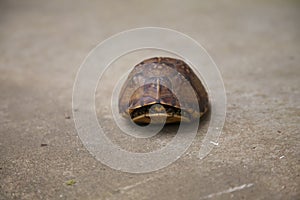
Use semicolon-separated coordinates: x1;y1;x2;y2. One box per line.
118;57;209;124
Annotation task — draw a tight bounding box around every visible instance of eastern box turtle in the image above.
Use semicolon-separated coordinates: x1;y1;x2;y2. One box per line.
118;57;209;124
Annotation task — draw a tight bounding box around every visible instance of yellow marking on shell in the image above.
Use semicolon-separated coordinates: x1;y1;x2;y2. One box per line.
185;108;201;119
191;111;201;119
156;78;160;100
132;113;190;124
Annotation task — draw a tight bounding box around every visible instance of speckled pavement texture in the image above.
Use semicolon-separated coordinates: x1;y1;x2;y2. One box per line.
0;0;299;199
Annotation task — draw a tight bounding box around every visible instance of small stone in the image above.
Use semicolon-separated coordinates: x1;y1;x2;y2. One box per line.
40;143;48;147
66;179;76;186
65;114;71;119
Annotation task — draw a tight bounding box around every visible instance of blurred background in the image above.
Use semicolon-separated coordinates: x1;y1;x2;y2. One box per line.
0;0;299;199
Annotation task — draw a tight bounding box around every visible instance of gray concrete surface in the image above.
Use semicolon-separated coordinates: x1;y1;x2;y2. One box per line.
0;0;299;199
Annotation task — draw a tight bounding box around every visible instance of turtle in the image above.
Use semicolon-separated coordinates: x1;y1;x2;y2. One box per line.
118;57;209;124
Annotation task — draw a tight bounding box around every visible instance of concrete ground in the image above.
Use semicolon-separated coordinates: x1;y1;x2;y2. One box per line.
0;0;299;199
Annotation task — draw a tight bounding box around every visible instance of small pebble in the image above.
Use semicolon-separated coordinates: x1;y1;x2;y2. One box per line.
66;179;76;186
65;114;71;119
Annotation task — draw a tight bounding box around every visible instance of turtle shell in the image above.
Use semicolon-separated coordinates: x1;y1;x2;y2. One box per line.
118;57;208;124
